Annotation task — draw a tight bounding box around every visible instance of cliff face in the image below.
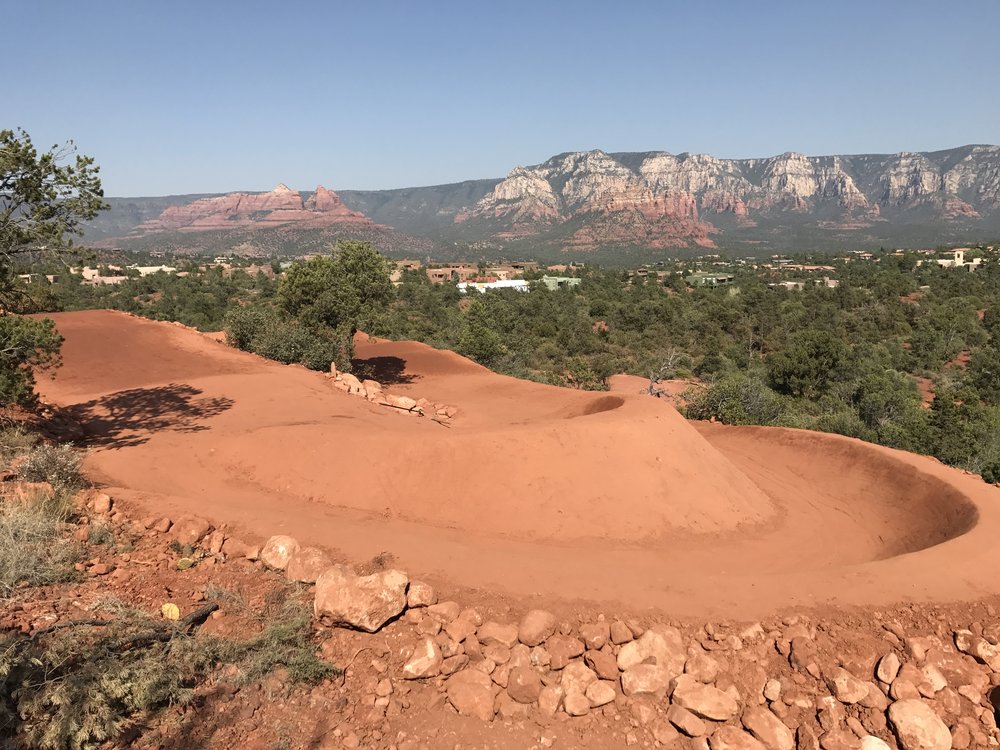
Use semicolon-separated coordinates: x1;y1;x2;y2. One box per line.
455;145;1000;249
90;145;1000;256
136;184;378;233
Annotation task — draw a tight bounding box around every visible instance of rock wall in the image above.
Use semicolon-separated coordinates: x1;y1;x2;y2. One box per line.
457;146;1000;248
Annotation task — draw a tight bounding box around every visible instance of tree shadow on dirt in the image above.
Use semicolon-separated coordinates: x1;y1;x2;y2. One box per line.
350;355;419;385
64;384;235;449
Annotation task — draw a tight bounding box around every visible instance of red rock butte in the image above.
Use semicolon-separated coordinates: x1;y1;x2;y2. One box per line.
34;311;1000;618
136;183;378;233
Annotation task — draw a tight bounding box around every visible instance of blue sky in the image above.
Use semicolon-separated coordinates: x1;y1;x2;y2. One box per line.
7;1;999;195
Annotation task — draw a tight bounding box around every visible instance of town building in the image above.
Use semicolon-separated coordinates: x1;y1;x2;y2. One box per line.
540;276;582;291
457;279;530;293
685;272;736;288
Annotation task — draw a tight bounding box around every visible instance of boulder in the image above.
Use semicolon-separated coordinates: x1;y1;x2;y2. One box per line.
507;666;542;704
387;394;418;411
530;645;550;667
260;535;300;570
924;648;988;693
742;706;795;750
446;669;496;721
444;617;478;643
580;621;610;650
172;516;212;547
441;654;469;675
585;649;619;681
860;738;892;750
340;373;364;395
314;564;408;632
546;635;585;669
286;546;333;583
149;516;172;533
610;619;634;645
686;651;722;683
425;601;461;624
560;661;598;696
518;609;557;647
401;637;443;679
877;653;902;684
586;680;616;707
538;685;564;716
653;721;682;746
891;679;922;701
478;621;519;648
668;704;708;737
672;674;740;721
617;627;686;676
819;729;862;750
860;683;889;711
826;667;871;704
763;679;782;702
954;630;1000;672
789;636;817;671
221;536;259;560
92;493;113;514
206;529;226;555
710;726;767;750
483;643;510;665
621;664;672;696
564;691;591;716
887;699;952;750
406;580;436;608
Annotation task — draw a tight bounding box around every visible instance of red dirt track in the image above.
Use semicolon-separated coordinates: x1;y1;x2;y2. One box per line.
35;310;1000;618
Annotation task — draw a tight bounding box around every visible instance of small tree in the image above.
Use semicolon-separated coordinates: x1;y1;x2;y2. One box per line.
0;129;104;406
766;329;846;398
277;241;393;367
1;128;106;306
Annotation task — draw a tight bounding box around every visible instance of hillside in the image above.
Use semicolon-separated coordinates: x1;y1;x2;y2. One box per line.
33;310;1000;615
87;145;1000;257
10;310;1000;747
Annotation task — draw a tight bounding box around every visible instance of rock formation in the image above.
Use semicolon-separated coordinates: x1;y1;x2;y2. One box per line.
135;183;378;233
91;144;1000;253
455;145;1000;249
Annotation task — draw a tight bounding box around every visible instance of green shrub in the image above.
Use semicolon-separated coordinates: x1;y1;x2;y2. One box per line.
814;410;877;441
19;444;83;489
224;305;339;371
685;374;787;426
0;315;63;408
224;305;269;351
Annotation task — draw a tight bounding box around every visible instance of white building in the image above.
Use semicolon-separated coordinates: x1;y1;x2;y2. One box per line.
457;279;530;294
912;249;983;271
131;265;177;276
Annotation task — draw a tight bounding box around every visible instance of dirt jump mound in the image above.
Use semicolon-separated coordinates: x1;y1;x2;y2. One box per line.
35;310;1000;618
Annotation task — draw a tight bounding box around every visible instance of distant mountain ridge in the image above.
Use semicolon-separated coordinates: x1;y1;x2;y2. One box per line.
89;145;1000;257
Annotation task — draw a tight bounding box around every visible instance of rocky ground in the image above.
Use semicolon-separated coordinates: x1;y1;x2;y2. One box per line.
4;477;1000;750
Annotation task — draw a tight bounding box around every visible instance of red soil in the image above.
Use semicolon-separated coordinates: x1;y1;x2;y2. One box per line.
34;311;1000;619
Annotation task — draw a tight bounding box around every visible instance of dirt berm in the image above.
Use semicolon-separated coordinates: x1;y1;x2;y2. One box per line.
35;310;1000;618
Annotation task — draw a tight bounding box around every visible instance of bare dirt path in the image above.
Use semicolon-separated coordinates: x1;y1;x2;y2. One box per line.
34;310;1000;619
